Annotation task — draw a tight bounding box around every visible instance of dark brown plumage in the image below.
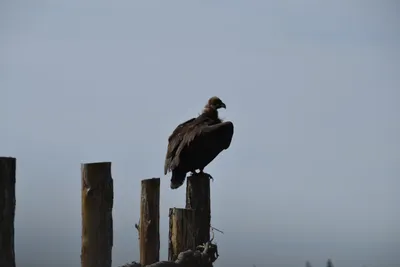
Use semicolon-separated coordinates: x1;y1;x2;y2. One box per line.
164;96;234;189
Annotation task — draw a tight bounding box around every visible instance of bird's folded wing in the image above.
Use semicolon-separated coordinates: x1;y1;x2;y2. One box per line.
165;118;234;174
168;117;196;142
179;121;234;153
199;121;234;150
164;117;196;174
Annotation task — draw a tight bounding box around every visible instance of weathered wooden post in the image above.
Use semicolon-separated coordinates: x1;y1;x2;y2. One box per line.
81;162;114;267
0;157;16;267
186;173;211;247
139;178;160;266
168;208;196;261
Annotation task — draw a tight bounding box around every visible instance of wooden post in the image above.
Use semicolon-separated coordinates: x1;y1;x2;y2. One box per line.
0;157;16;267
186;173;211;247
81;162;114;267
139;178;160;266
168;208;196;261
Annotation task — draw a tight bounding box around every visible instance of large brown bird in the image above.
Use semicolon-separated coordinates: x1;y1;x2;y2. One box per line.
164;96;234;189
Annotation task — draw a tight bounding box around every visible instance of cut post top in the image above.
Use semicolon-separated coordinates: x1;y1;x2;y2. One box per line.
81;161;112;167
141;177;160;184
0;156;16;160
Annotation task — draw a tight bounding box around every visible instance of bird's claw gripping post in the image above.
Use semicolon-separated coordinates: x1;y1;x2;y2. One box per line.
198;170;214;182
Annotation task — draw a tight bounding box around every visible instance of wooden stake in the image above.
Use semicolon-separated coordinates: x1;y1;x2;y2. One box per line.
186;173;211;247
168;208;196;261
0;157;16;267
139;178;160;266
81;162;113;267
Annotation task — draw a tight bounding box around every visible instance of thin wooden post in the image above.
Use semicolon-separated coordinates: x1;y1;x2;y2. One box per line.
0;157;16;267
139;178;160;266
168;208;196;261
81;162;114;267
186;173;211;247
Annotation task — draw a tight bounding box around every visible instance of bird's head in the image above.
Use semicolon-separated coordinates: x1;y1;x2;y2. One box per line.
207;96;226;110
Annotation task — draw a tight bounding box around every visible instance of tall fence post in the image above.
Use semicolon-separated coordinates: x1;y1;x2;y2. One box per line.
81;162;114;267
139;178;160;266
168;208;196;261
186;173;211;247
0;157;16;267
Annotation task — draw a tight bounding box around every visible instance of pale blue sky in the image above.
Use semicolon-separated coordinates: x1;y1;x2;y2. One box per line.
1;1;399;267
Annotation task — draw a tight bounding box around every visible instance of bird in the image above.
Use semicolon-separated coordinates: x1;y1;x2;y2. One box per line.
164;96;234;189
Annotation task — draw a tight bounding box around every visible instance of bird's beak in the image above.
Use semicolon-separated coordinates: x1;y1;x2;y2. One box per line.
220;102;226;109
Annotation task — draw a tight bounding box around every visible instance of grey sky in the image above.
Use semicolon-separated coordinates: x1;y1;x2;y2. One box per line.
1;1;399;267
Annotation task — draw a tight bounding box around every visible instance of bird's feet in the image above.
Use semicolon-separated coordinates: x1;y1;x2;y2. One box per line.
189;170;199;176
190;170;214;182
199;170;214;182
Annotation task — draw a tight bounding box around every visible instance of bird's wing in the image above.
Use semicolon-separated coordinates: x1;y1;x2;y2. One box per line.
168;118;197;140
165;114;215;173
199;121;234;150
173;121;234;167
164;117;196;174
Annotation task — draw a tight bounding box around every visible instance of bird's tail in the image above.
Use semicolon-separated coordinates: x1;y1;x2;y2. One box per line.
170;169;186;189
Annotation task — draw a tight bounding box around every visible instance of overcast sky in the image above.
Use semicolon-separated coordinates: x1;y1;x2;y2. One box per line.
1;1;399;267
